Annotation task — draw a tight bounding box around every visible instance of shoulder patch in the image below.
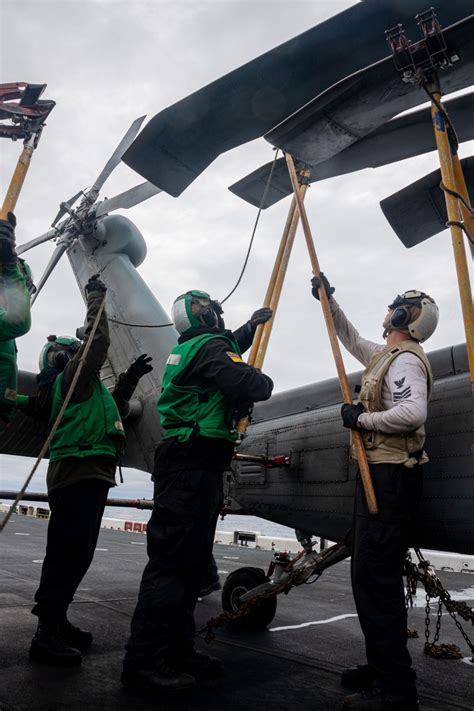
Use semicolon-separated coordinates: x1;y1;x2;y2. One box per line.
226;351;243;363
166;353;181;366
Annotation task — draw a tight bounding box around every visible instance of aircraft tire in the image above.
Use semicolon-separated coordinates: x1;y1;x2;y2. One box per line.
221;566;277;629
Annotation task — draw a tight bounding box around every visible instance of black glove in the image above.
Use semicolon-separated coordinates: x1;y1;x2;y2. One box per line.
85;273;106;296
249;307;273;326
311;272;335;301
126;354;153;382
341;402;365;429
0;212;17;265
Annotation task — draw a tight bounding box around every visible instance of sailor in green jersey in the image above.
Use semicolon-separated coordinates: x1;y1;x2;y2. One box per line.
0;212;32;428
29;274;153;668
123;290;273;693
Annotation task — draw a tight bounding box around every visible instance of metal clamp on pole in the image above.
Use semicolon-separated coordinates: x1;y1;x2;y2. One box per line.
285;153;378;516
0;82;56;219
385;14;474;387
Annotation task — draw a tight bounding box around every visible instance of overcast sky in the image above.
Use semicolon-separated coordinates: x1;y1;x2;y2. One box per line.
1;1;473;489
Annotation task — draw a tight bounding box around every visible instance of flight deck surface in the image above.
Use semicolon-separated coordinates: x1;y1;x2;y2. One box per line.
1;515;473;710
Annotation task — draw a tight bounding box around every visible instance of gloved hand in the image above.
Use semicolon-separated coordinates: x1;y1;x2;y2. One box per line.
126;354;153;382
249;307;273;326
0;212;17;265
341;402;365;429
85;273;106;296
311;272;335;301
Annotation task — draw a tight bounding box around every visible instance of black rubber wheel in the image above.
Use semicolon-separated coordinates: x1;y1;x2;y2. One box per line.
221;566;277;629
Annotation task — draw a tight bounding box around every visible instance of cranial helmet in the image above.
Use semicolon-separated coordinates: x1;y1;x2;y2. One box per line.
18;258;36;296
171;290;224;335
387;290;439;343
39;335;81;371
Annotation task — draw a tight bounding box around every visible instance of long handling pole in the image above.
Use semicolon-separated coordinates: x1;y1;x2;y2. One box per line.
285;152;378;515
451;155;474;261
427;76;474;388
0;133;37;219
237;172;309;436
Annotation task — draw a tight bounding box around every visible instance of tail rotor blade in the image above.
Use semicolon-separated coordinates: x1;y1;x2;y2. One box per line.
17;228;58;255
95;181;161;217
31;242;68;304
91;116;146;194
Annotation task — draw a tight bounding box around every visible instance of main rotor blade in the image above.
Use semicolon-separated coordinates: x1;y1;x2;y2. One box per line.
122;1;474;198
381;156;474;248
90;115;146;194
229;92;474;209
95;181;161;218
16;228;58;255
31;242;68;304
265;16;474;165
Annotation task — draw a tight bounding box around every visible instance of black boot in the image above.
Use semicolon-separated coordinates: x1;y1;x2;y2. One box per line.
30;621;82;667
174;650;223;679
341;664;377;689
61;619;93;651
121;658;196;692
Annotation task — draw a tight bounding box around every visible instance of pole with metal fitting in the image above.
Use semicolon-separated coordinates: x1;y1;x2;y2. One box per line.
285;152;378;515
0;133;39;219
427;74;474;387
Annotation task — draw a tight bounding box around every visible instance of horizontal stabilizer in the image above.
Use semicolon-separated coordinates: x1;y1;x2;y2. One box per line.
380;157;474;248
122;1;474;197
265;17;474;166
229;93;474;208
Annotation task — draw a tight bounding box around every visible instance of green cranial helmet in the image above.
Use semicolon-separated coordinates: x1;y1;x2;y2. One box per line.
171;290;214;334
18;258;36;296
39;335;81;371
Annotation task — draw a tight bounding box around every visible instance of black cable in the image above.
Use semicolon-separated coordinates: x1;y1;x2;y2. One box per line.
220;149;280;305
109;317;173;328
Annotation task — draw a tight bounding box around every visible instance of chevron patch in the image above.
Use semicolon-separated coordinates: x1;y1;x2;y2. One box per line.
393;386;412;401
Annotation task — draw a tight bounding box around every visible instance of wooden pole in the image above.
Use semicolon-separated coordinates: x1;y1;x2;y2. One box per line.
285;152;378;515
428;78;474;388
236;171;309;436
0;135;36;219
451;154;474;261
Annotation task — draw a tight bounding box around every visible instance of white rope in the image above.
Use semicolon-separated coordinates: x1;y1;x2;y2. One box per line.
0;294;107;532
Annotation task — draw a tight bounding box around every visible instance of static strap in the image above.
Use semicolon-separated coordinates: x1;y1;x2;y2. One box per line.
440;182;474;215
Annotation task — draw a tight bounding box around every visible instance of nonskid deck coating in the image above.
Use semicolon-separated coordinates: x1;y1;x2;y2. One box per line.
0;515;473;711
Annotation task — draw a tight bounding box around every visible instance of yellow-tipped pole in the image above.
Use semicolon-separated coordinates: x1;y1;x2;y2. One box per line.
236;170;310;437
428;77;474;388
285;152;378;515
0;134;36;219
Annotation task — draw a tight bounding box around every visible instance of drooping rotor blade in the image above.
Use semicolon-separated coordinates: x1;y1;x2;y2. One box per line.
380;157;474;248
16;228;58;255
229;92;474;208
90;115;146;195
265;16;474;166
95;181;162;218
31;242;68;304
122;1;474;197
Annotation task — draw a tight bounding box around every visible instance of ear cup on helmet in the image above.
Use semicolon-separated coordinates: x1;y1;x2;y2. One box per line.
390;306;411;328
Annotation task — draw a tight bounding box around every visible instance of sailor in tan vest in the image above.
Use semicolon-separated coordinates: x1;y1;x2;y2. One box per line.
311;275;438;711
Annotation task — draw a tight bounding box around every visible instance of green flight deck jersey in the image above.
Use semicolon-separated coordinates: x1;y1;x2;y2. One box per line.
49;374;125;462
158;332;242;443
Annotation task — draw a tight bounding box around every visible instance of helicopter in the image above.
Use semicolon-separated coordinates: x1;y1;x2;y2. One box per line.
1;0;473;628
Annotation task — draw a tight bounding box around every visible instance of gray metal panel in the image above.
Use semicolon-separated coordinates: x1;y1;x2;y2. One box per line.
123;2;474;197
229;93;474;209
265;17;474;166
381;156;474;247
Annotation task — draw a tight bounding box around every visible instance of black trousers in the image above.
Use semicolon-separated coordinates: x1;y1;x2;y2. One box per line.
32;479;110;621
124;467;223;667
352;462;423;693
